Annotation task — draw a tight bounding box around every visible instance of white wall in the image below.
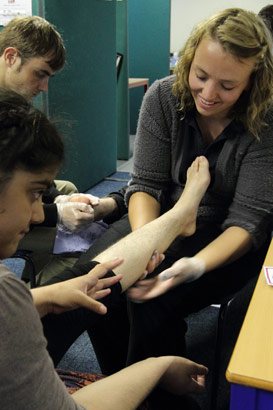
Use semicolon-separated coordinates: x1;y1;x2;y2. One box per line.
170;0;271;53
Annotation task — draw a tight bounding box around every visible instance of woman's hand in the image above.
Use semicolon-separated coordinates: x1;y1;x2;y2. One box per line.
128;257;205;301
158;257;205;282
159;356;208;395
138;250;165;280
32;258;123;317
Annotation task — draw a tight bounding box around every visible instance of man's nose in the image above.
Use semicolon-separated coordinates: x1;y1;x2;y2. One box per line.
39;77;49;92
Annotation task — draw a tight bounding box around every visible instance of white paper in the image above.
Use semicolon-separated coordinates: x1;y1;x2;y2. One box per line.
0;0;31;26
264;266;273;286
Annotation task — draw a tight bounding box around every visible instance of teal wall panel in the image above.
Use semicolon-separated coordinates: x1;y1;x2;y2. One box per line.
128;0;170;134
31;0;40;16
32;0;46;112
44;0;117;191
0;1;124;182
116;0;129;159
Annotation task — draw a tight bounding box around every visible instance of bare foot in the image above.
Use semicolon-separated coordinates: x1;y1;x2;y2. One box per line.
174;156;210;236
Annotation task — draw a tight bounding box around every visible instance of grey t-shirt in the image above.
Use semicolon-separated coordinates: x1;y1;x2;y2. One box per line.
0;263;85;410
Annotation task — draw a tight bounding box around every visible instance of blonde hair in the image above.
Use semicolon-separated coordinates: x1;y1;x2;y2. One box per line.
172;8;273;139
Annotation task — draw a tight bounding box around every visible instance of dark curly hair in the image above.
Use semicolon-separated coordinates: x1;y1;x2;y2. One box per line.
259;5;273;36
0;88;64;190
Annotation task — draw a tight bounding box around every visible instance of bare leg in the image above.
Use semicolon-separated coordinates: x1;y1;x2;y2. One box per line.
94;156;210;291
173;155;211;236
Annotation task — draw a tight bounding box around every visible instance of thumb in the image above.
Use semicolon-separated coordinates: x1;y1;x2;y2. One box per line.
193;363;209;376
71;202;94;214
158;258;188;280
84;194;100;206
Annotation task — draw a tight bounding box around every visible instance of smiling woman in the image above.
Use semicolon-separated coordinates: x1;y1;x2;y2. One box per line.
188;37;255;132
123;7;273;371
71;10;273;398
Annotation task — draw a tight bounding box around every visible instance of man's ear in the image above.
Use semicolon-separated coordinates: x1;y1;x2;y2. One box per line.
3;47;20;67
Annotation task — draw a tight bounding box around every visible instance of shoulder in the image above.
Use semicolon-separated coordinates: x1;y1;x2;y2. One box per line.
0;263;39;338
142;75;178;119
0;264;83;410
148;75;176;99
0;263;32;305
264;106;273;123
0;263;41;372
252;110;273;149
233;108;273;150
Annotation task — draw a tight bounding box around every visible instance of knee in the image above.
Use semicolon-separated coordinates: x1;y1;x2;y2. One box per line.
54;180;78;195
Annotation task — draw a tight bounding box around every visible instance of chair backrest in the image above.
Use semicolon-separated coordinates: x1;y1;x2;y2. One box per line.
11;250;36;288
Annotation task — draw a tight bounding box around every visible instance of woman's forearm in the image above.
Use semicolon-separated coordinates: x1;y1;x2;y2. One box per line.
128;192;160;231
72;356;207;410
31;286;52;317
73;357;165;410
195;226;253;272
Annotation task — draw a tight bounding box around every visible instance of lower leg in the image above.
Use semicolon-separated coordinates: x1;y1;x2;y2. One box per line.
88;294;130;374
42;308;95;366
94;157;210;291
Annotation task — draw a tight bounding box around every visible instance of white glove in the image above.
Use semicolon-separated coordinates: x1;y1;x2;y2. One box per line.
158;257;206;284
56;202;95;232
54;193;100;206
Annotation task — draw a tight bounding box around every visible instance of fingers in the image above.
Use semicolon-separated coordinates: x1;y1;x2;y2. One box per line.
97;274;123;289
138;270;148;280
68;195;91;204
54;194;69;204
57;202;95;231
158;259;187;281
187;375;206;394
158;257;206;283
74;202;94;215
193;363;209;376
68;193;100;206
92;288;112;301
51;266;122;315
72;291;108;315
83;194;100;206
159;357;208;396
128;277;175;301
158;267;177;281
88;258;124;280
146;250;165;274
187;363;208;393
188;372;208;393
52;285;109;315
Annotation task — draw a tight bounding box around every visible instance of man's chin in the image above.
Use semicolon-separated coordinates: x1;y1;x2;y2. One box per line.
25;94;35;102
20;91;35;102
31;92;40;100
